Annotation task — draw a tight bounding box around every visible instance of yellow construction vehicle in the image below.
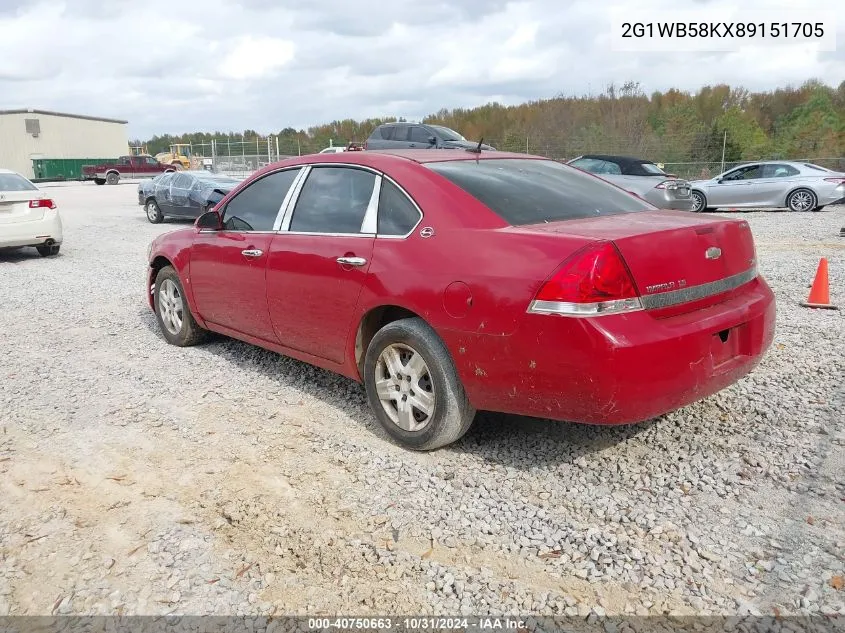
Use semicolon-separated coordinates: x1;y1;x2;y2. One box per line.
154;144;201;170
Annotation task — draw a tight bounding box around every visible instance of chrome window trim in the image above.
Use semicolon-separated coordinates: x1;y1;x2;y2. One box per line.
374;174;424;240
212;165;304;234
271;167;307;231
280;163;381;236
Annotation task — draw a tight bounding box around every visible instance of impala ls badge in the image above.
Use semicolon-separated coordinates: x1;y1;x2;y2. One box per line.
419;226;435;238
705;246;722;260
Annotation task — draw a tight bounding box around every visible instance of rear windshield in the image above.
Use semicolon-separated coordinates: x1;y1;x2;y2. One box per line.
0;173;37;191
639;162;666;175
425;158;653;225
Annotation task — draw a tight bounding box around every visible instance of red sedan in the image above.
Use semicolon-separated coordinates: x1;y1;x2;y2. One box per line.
146;150;775;450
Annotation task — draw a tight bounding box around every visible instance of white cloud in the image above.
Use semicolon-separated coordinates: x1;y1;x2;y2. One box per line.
0;0;841;138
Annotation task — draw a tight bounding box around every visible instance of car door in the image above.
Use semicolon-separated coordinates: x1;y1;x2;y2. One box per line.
707;164;764;207
758;163;800;206
266;165;378;363
408;126;435;149
168;173;194;216
189;167;303;342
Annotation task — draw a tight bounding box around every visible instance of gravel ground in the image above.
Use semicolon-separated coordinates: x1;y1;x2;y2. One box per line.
0;182;843;618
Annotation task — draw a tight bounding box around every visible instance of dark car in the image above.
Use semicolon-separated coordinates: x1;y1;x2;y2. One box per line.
139;171;242;224
365;123;495;151
567;154;694;211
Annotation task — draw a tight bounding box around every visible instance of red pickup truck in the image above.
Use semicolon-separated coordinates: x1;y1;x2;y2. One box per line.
82;155;175;186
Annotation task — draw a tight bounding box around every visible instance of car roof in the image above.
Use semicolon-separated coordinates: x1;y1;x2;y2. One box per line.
577;154;656;166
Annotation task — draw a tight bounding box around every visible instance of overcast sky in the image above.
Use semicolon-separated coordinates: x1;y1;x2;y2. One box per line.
0;0;842;138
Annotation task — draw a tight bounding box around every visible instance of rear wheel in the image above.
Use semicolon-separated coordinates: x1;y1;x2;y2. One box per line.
787;188;816;212
153;266;206;347
36;243;60;257
146;199;164;224
106;172;119;185
364;317;475;451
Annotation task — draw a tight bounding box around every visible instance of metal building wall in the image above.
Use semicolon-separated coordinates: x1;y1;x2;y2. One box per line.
0;110;128;178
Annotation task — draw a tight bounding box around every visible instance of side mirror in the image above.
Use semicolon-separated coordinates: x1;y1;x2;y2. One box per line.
196;210;222;230
428;136;437;145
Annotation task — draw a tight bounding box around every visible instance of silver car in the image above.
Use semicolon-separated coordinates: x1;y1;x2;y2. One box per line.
689;161;845;213
567;155;694;211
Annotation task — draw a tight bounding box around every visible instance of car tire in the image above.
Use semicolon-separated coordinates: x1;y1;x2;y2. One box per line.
786;188;816;212
94;178;105;186
153;266;207;347
36;243;60;257
106;172;119;186
690;190;707;213
363;317;476;451
146;199;164;224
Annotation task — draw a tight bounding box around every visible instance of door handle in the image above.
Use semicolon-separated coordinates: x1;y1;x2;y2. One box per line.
336;256;367;267
241;249;263;257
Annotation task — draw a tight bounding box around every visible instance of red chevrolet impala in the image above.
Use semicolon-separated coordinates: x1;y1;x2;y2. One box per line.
146;150;775;450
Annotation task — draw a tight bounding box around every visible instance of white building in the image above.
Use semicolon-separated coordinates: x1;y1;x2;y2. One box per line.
0;109;129;179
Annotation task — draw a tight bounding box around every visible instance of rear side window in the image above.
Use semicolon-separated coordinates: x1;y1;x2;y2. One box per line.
290;167;376;234
391;125;409;141
222;168;300;231
425;159;653;225
375;126;393;140
378;180;421;236
0;173;37;191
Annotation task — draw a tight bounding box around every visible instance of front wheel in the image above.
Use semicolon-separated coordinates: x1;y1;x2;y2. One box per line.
94;178;105;186
690;190;707;213
787;189;817;212
363;317;476;451
153;266;206;347
146;199;164;224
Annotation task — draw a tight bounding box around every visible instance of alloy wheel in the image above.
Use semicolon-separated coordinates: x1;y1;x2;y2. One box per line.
158;278;184;335
374;343;435;432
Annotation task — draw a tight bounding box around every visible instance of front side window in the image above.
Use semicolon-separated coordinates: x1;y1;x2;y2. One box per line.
409;127;432;144
723;165;763;181
378;180;421;236
425;158;653;225
289;167;376;234
221;168;300;231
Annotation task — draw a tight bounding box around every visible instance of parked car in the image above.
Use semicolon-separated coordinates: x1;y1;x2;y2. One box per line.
0;169;62;256
319;147;346;154
689;161;845;212
146;150;775;451
567;155;694;211
139;171;241;224
82;155;175;186
365;123;495;151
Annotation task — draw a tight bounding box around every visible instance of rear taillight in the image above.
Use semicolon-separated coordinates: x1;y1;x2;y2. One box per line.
824;177;845;185
528;242;643;317
29;199;56;209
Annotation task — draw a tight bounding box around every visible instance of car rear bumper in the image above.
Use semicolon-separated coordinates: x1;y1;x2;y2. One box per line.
644;190;695;211
444;276;776;424
0;211;63;249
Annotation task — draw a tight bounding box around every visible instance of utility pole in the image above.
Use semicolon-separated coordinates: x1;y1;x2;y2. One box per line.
275;136;280;162
720;130;727;173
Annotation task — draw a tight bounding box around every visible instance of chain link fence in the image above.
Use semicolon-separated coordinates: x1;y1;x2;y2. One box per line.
176;134;844;181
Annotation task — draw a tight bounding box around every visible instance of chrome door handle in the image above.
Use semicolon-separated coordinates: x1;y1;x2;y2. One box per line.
241;249;263;257
336;256;367;267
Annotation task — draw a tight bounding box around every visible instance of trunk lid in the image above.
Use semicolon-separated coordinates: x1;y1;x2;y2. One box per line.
518;210;757;310
0;191;46;225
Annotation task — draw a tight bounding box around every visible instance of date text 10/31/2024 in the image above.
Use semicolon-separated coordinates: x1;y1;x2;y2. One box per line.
307;617;527;630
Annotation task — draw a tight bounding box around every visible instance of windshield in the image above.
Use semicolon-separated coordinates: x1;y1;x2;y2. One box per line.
429;125;466;141
425;158;653;225
0;173;37;191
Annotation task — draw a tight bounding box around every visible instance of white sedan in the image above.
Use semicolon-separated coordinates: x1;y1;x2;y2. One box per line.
0;169;62;256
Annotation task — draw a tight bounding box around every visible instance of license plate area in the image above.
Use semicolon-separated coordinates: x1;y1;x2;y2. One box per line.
711;322;749;370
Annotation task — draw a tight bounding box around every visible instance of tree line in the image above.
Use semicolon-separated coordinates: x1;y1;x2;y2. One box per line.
135;80;845;167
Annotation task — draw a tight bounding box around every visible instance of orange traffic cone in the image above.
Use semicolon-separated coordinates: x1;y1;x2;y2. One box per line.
800;258;838;310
